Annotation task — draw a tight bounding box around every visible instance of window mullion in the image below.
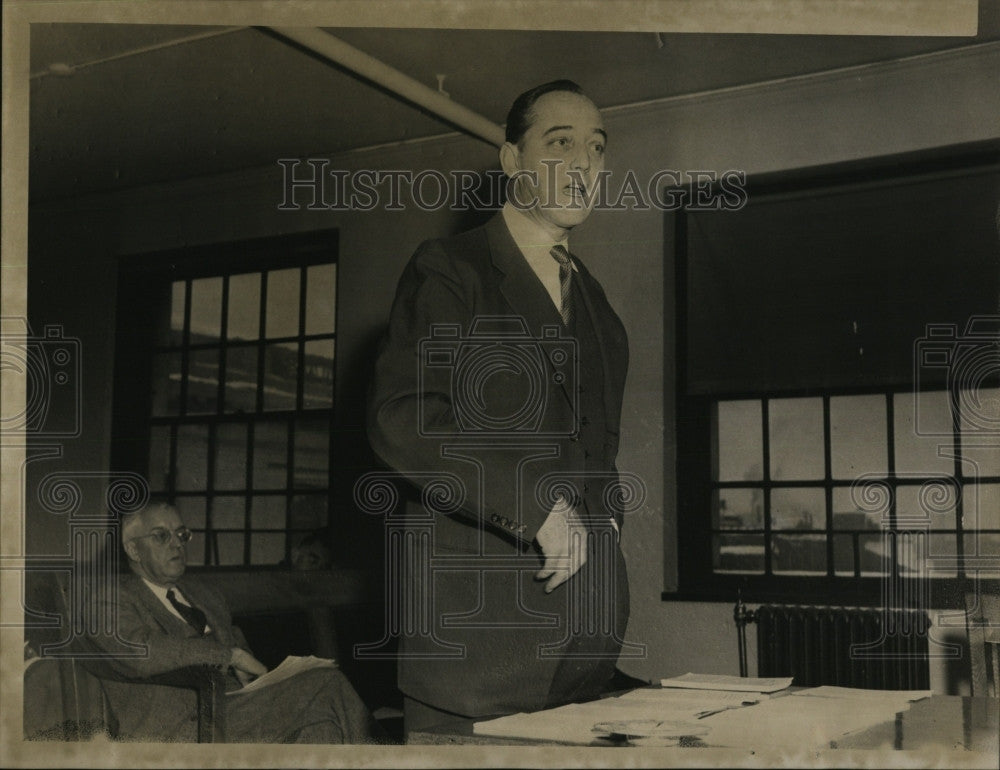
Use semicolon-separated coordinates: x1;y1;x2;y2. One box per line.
951;384;967;579
886;391;899;585
823;395;834;577
180;280;192;416
296;266;308;411
205;424;218;566
256;272;268;414
217;274;230;415
761;398;772;576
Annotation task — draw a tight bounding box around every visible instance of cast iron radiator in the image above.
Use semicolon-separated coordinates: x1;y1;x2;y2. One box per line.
742;604;931;690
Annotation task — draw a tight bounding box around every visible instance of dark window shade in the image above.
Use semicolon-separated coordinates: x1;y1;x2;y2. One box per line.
684;167;1000;395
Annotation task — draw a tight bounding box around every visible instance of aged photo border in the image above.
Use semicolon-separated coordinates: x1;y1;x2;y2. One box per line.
0;1;984;767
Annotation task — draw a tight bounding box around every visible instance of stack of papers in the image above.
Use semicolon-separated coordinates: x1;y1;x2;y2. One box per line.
228;654;337;695
660;672;793;693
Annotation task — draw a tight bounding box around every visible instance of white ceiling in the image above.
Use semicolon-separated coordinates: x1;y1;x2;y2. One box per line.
28;6;1000;202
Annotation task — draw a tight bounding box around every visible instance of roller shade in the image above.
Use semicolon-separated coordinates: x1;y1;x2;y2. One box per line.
681;158;1000;396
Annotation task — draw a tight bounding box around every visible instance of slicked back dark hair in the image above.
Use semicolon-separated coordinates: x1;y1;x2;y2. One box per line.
505;80;586;146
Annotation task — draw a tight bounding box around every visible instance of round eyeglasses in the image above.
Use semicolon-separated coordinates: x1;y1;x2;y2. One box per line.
131;527;193;546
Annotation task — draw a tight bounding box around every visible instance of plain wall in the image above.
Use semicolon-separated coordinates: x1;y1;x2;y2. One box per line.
27;42;1000;693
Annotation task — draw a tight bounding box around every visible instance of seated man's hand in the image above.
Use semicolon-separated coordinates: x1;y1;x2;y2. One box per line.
534;497;587;593
229;647;267;686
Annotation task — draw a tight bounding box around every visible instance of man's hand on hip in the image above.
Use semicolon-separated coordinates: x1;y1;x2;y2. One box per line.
534;497;587;593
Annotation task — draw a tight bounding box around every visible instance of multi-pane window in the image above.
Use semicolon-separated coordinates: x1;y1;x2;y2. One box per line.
114;232;339;567
669;146;1000;604
710;389;1000;581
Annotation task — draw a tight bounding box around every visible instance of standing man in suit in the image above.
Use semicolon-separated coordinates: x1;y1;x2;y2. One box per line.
91;500;379;742
368;80;633;735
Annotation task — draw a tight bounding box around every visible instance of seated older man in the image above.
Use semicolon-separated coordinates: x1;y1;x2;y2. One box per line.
89;500;380;743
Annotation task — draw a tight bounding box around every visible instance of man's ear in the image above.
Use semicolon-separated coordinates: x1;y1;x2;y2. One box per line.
499;142;521;178
124;540;140;563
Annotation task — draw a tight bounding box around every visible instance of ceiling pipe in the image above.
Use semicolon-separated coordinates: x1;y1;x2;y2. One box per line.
30;27;249;80
268;26;505;148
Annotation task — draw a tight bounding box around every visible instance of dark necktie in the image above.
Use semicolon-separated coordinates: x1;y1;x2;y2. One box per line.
167;588;207;635
549;244;574;326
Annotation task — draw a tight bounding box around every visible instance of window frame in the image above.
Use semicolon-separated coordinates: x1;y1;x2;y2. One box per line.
111;229;339;570
665;142;1000;608
673;386;1000;607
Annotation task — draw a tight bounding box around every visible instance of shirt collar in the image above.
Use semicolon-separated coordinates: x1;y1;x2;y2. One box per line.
142;576;180;603
502;201;572;262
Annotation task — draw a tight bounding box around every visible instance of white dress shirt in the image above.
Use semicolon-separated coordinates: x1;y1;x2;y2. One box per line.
501;201;578;314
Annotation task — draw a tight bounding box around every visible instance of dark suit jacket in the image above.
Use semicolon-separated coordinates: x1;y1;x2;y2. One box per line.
367;213;631;717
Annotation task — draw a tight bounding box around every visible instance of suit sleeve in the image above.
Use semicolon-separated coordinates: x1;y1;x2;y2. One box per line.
91;587;232;678
367;241;554;544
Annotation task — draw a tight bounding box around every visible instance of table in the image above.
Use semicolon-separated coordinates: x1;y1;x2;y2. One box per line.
408;694;998;755
834;695;998;753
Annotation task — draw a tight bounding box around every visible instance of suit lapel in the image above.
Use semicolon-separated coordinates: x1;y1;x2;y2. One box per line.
485;214;564;333
484;215;576;413
126;574;196;638
125;574;230;642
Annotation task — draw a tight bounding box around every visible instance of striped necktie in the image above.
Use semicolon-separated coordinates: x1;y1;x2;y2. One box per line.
549;244;574;326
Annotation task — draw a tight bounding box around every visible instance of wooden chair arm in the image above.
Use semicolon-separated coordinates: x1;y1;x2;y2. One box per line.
80;659;229;742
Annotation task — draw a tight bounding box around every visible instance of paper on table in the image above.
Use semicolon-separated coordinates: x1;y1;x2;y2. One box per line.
699;690;914;749
473;687;762;744
473;702;610;744
792;685;933;703
660;672;793;693
591;718;711;745
791;685;932;717
227;654;336;696
615;687;762;717
474;683;926;748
